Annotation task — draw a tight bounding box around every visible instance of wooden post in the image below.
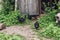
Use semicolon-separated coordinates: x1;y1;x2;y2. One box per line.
15;0;17;11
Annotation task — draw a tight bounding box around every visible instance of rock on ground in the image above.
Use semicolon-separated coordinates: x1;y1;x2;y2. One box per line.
0;23;6;30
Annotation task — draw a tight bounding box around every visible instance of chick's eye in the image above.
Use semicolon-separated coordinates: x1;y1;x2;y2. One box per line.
56;16;59;19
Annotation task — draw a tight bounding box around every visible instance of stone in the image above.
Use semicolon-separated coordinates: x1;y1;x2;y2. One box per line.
0;23;6;30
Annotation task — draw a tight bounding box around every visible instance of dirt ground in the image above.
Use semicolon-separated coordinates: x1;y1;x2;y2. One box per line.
0;25;40;40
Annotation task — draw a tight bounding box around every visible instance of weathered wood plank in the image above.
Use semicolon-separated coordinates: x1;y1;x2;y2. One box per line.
38;0;41;14
18;0;40;15
18;0;21;10
20;0;25;13
25;0;29;14
28;0;39;15
28;0;33;15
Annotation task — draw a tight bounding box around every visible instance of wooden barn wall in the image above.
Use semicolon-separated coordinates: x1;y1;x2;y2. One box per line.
17;0;39;15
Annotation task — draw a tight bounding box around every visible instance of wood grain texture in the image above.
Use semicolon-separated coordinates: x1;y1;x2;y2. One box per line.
17;0;40;15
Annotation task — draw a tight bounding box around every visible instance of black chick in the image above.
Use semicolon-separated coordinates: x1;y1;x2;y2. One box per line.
34;21;39;30
28;15;32;20
17;16;25;23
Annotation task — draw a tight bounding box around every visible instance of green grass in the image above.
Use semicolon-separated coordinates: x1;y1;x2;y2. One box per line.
37;9;60;40
0;10;32;26
0;33;25;40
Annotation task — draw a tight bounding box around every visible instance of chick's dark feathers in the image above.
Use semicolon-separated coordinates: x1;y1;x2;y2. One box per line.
17;16;25;23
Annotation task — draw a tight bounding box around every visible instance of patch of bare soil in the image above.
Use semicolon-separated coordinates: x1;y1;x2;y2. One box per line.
0;25;40;40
